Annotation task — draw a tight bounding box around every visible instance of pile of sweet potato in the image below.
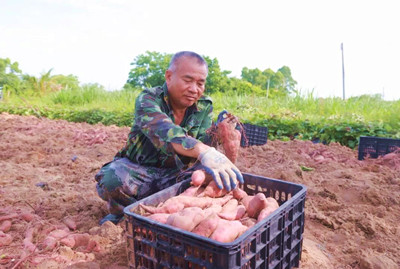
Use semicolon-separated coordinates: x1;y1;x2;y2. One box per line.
138;170;279;243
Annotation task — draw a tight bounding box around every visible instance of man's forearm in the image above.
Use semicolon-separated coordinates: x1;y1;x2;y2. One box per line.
171;141;210;159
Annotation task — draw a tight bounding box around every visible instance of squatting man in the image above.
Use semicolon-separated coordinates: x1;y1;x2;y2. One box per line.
95;51;243;225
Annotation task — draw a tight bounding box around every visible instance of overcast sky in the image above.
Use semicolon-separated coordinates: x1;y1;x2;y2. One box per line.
1;0;399;100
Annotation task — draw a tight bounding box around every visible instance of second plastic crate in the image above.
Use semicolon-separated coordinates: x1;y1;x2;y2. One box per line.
358;136;400;160
124;173;307;269
240;123;269;147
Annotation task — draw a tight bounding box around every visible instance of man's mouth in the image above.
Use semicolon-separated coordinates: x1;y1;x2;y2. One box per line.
185;96;196;101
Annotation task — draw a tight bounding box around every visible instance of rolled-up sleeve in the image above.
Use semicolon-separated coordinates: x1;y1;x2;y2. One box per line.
134;91;199;155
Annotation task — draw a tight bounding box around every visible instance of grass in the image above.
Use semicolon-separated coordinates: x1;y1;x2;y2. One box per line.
1;87;399;147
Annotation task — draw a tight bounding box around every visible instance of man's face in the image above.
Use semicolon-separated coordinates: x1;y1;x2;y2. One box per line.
165;56;208;110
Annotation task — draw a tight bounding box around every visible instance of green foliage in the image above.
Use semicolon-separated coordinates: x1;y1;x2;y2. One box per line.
2;54;399;150
126;51;171;88
3;89;399;149
1;57;83;97
125;52;282;96
51;83;106;106
0;58;24;94
203;56;230;93
241;66;297;97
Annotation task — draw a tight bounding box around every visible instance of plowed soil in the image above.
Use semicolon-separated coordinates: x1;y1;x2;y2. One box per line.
1;113;399;269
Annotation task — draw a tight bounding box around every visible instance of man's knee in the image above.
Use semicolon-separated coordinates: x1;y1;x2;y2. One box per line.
95;163;123;199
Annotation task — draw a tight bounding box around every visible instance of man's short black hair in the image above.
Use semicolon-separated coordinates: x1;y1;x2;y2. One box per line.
168;51;208;72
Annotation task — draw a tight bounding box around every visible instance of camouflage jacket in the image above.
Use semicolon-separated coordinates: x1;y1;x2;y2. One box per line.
115;83;213;170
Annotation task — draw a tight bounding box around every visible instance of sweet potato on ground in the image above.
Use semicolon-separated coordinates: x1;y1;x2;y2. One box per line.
0;220;12;232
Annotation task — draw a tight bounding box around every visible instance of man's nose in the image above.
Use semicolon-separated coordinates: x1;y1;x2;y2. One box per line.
188;82;198;93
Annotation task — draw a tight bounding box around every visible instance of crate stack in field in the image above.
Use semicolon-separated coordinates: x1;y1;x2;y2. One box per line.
240;123;269;147
358;136;400;160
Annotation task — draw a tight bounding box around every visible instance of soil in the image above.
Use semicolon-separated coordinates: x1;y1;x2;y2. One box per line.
0;113;399;269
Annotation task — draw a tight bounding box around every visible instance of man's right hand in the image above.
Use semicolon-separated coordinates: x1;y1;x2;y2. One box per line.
198;147;244;191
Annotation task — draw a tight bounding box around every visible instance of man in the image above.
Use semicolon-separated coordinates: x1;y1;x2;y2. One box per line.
95;51;243;225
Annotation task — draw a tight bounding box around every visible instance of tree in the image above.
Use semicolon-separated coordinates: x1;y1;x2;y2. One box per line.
203;56;230;93
277;66;297;92
126;51;172;88
241;66;297;97
0;58;24;94
52;74;80;91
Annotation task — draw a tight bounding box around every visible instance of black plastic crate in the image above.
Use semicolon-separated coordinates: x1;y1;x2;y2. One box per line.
124;173;307;269
358;136;400;160
240;124;269;147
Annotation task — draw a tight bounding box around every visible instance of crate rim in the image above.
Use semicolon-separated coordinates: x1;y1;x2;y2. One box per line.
123;172;307;249
359;135;399;140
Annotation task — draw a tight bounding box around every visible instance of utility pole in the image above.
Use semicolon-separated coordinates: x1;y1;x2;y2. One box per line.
341;43;345;100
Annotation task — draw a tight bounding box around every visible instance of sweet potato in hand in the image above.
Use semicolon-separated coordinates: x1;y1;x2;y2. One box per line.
191;170;211;186
217;113;241;163
200;180;229;198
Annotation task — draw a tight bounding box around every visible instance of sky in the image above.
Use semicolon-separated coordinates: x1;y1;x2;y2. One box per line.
1;0;399;100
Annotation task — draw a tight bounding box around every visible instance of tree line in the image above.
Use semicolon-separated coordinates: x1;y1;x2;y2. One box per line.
1;52;297;97
125;51;297;97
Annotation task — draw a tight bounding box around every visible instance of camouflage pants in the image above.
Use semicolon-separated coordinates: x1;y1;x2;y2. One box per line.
95;157;201;215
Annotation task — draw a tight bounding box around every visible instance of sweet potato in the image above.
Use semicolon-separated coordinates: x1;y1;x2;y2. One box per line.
48;229;69;239
60;233;90;248
200;180;229;198
0;220;12;232
210;219;248;243
192;213;220;238
166;207;205;232
140;195;231;214
147;213;170;224
140;201;185;214
233;188;248;200
0;231;13;247
23;227;36;252
180;185;201;197
218;200;246;221
257;198;280;222
0;213;18;222
245;193;268;218
203;204;222;217
20;212;35;222
191;170;207;186
217;115;241;163
240;217;257;228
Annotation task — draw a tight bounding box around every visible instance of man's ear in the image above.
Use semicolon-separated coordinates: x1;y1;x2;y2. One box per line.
165;69;172;83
